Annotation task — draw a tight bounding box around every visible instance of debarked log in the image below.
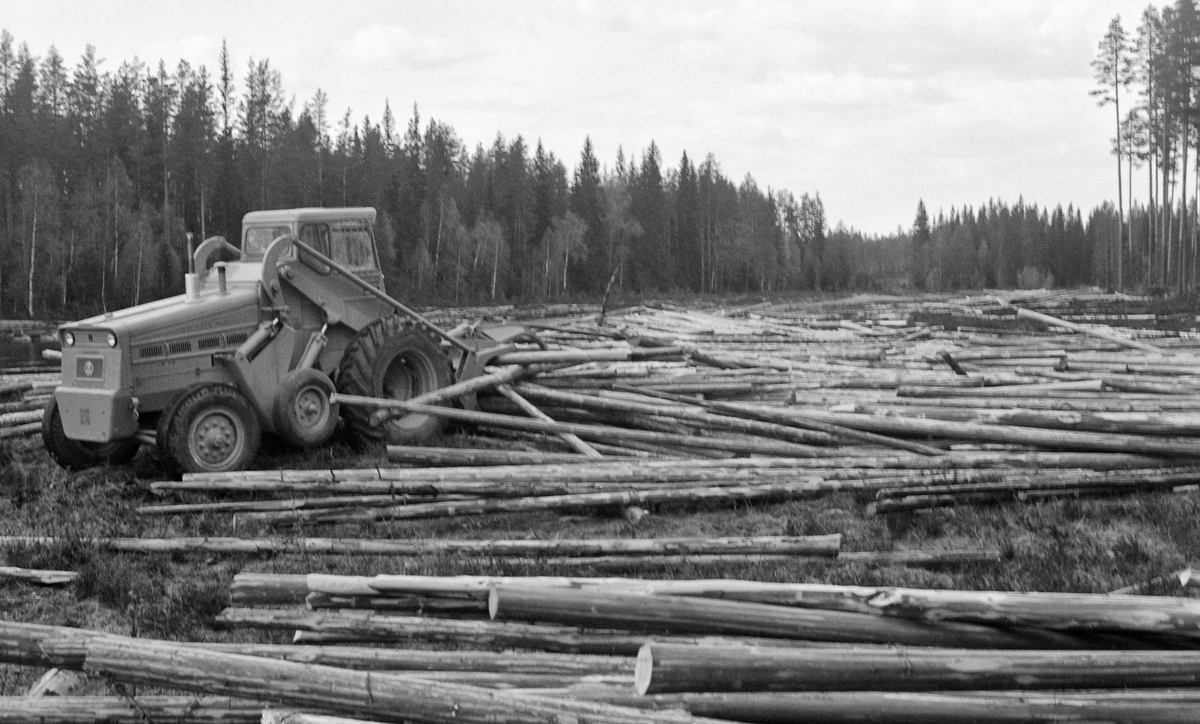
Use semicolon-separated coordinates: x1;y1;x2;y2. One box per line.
486;586;1098;649
81;636;719;724
0;696;263;724
634;642;1200;694
246;480;829;526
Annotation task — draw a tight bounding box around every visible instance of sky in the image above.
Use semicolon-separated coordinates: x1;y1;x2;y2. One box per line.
0;0;1161;235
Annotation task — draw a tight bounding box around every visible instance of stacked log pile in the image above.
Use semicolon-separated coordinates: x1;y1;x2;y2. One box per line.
0;371;56;440
7;572;1200;722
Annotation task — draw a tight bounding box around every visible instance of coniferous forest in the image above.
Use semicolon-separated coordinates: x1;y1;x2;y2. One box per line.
0;9;1188;319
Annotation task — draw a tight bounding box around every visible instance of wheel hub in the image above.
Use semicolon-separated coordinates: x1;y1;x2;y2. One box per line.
294;388;328;429
192;412;238;465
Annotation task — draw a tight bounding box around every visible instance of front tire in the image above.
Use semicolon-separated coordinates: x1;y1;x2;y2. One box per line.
336;316;452;445
162;384;261;473
41;397;140;471
274;368;339;448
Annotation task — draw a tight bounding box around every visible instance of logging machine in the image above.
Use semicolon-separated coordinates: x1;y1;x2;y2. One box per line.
43;207;526;473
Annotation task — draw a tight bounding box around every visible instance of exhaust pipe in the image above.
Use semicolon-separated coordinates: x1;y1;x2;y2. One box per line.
185;231;200;302
184;272;200;302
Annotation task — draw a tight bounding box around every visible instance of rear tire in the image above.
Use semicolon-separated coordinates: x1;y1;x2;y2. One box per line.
41;397;140;471
336;316;452;445
162;384;261;473
274;368;339;448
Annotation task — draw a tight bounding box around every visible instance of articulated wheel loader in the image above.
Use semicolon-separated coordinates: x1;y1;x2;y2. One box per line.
43;207;527;473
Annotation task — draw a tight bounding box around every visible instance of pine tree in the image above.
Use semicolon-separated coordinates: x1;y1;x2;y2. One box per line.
1091;15;1133;291
570;137;603;292
675;151;702;291
911;199;931;289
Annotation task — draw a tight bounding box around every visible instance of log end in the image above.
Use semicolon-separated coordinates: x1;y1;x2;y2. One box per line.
488;587;500;620
634;643;654;696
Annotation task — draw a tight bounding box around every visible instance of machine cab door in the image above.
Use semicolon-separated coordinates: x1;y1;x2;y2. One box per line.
283;220;389;329
299;221;383;289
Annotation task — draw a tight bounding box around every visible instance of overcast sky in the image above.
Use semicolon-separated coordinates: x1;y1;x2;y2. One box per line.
2;0;1158;235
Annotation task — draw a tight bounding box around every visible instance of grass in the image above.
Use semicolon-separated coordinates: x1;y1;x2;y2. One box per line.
2;418;1200;693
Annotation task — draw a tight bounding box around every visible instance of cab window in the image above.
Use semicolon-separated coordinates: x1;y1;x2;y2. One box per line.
300;223;331;256
330;221;376;270
243;225;291;257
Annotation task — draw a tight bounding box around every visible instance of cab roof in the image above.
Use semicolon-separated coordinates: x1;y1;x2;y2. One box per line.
242;207;377;226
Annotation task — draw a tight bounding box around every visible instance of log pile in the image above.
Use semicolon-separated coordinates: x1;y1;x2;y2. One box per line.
7;571;1200;723
141;292;1200;534
0;373;55;440
11;292;1200;722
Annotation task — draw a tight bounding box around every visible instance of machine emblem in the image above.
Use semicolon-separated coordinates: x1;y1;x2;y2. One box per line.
76;357;104;380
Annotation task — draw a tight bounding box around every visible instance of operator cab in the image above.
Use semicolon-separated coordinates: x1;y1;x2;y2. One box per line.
241;207;382;287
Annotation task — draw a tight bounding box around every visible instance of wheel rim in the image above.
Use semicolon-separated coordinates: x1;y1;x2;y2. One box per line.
382;352;437;432
293;384;331;431
188;407;245;469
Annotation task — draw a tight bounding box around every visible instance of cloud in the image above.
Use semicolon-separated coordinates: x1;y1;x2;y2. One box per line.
138;36;220;70
343;23;479;69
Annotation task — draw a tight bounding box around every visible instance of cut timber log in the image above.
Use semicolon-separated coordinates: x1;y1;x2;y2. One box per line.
531;686;1200;724
385;446;635;466
367;363;569;427
0;534;840;558
0;421;40;439
897;379;1105;397
165;452;1175;489
0;566;77;585
246;480;828;526
330;393;830;457
26;667;86;696
404;364;533;406
263;714;380;724
81;636;717;724
486;586;1097;649
137;493;472;515
790;409;1200;457
0;619;633;676
547;579;1200;636
634;642;1200;693
303;591;489;614
1014;305;1166;354
494;383;602;457
602;384;944;457
491;346;685;365
510;384;840;446
214;607;829;656
0;696;262;724
869;470;1200;514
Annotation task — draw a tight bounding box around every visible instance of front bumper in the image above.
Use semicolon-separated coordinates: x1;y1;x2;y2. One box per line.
55;388;137;442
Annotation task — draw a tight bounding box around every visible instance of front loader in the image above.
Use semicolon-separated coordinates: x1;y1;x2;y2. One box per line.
44;207;526;474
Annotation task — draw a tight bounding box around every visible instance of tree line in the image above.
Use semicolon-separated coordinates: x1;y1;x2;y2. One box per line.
0;31;842;320
1091;0;1200;294
0;23;1163;322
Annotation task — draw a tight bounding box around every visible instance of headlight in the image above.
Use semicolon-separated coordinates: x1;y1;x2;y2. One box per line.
63;332;74;346
106;332;117;348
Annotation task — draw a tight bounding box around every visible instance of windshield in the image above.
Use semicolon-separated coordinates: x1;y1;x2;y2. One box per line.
243;225;291;256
